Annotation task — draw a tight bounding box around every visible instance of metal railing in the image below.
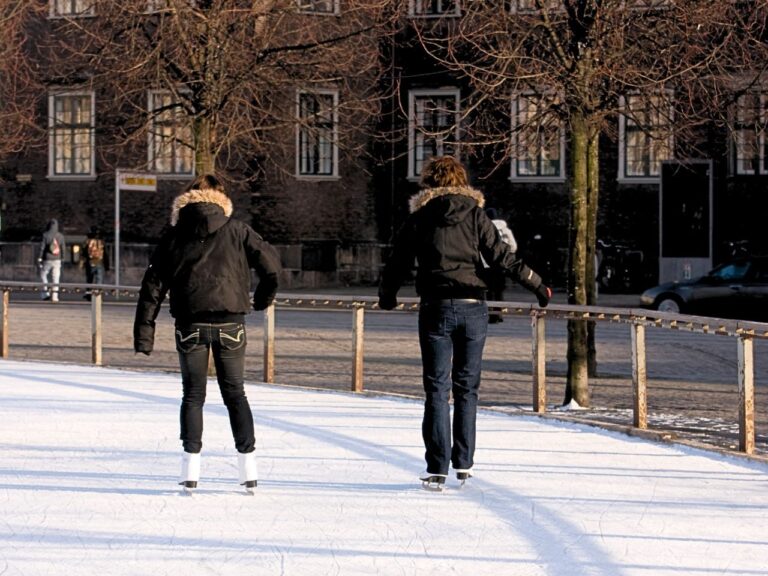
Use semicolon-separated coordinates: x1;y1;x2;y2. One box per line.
1;279;765;454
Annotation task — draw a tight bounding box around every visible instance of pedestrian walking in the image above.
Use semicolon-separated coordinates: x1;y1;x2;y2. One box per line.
133;174;281;494
37;219;66;302
378;156;551;491
82;226;106;300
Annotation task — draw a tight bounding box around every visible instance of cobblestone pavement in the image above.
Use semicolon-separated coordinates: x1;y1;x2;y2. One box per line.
3;286;767;458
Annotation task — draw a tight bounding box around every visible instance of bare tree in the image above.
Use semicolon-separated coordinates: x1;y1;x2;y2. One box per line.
40;0;395;180
412;0;768;406
0;1;45;160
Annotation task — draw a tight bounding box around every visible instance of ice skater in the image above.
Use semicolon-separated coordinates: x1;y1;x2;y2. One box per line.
133;174;281;494
378;156;551;491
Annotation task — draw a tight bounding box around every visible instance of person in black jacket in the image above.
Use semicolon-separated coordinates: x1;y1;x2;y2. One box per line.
134;174;281;493
378;156;550;490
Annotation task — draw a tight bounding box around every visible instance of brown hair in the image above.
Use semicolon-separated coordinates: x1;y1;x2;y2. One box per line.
419;155;469;189
184;173;226;194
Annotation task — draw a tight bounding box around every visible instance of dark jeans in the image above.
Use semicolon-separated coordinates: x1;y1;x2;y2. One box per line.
418;299;488;474
85;263;104;286
175;322;255;454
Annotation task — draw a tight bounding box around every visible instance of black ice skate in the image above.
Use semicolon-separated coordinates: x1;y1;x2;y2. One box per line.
419;471;447;492
455;468;473;486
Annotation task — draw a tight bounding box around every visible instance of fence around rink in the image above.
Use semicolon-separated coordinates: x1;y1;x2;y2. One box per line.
0;280;764;455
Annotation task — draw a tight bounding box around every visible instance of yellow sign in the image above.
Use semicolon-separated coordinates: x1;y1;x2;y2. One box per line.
118;171;157;192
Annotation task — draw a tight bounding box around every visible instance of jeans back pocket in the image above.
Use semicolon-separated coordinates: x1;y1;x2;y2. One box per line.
175;328;201;353
219;324;246;351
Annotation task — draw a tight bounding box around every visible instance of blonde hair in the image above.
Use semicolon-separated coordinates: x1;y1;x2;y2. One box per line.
184;173;225;194
419;156;469;188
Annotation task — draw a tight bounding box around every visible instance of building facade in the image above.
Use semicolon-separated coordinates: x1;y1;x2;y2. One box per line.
1;0;766;289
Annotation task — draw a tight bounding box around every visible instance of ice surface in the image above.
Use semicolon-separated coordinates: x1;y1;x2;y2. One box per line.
1;360;767;575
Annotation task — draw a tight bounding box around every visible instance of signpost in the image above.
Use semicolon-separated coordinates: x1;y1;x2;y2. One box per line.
114;170;157;287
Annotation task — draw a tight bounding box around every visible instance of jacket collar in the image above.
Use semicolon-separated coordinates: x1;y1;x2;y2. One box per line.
408;186;485;214
170;189;233;226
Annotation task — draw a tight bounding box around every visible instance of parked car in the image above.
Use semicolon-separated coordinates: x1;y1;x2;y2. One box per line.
640;257;768;321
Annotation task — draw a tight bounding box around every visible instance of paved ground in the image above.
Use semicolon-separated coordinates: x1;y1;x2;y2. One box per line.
2;284;767;458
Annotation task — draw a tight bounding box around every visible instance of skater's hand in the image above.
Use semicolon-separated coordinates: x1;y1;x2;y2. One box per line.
536;284;552;308
378;295;397;310
253;296;273;311
134;342;152;356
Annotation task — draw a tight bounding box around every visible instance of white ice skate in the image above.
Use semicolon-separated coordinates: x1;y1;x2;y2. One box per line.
179;452;201;494
238;452;258;495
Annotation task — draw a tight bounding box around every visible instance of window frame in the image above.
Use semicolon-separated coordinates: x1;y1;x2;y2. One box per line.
297;0;340;15
49;0;95;18
510;93;566;182
295;88;340;180
407;88;462;180
408;0;461;18
618;91;675;183
47;90;96;180
147;89;195;178
732;91;767;176
506;0;560;13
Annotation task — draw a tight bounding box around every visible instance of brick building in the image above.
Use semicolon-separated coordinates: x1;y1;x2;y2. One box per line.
1;1;767;289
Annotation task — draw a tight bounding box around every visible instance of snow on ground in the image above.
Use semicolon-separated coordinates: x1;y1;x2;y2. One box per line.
1;360;767;576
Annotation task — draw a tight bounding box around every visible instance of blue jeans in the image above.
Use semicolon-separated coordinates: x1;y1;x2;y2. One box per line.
175;322;255;454
86;263;104;286
418;299;488;474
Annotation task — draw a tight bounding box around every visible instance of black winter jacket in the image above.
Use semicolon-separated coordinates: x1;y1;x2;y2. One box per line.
379;186;543;302
133;189;280;354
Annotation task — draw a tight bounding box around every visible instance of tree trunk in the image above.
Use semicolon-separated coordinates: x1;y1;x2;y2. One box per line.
564;113;590;407
194;115;215;174
586;130;599;377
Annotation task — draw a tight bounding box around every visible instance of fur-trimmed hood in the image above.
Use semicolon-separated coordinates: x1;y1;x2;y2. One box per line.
408;186;485;214
171;189;233;226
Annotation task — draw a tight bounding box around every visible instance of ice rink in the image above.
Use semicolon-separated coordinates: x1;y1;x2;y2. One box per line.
1;359;767;575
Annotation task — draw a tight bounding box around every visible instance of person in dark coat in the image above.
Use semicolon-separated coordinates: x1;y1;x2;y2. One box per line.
133;174;281;493
378;156;550;489
82;226;107;300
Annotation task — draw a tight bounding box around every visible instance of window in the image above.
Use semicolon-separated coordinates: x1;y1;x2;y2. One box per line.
148;91;194;176
48;92;95;178
508;0;559;12
409;0;460;17
733;92;767;176
619;93;673;180
408;89;461;179
511;94;564;180
297;0;339;14
146;0;169;11
49;0;94;17
296;90;338;178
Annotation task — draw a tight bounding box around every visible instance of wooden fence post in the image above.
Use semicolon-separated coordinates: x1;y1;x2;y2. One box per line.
631;321;648;429
263;304;275;384
532;312;546;413
1;289;9;359
737;334;755;454
352;305;364;393
91;291;103;366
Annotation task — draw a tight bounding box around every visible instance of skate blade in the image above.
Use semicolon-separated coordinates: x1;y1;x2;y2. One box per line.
421;476;446;492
